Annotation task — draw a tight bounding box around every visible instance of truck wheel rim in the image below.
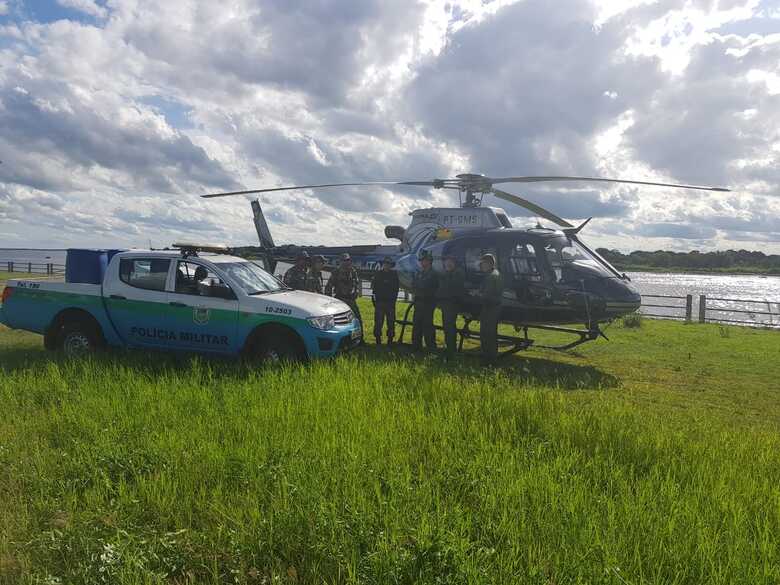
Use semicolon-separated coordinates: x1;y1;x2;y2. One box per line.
64;333;91;355
263;348;281;362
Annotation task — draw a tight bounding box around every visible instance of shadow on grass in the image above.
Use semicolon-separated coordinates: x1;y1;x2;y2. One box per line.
0;339;619;391
352;343;620;390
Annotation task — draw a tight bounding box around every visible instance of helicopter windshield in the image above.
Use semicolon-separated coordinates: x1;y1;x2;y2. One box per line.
543;238;609;281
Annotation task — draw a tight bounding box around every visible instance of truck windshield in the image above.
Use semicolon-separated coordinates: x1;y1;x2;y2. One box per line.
217;262;285;295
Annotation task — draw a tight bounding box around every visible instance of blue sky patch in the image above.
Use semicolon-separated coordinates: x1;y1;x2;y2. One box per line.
138;96;194;130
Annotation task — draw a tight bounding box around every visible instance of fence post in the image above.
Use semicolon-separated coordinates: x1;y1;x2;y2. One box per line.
685;294;692;322
28;262;32;273
698;295;707;323
8;261;12;273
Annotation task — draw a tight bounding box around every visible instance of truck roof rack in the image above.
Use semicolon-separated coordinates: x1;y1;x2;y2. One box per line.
171;242;231;258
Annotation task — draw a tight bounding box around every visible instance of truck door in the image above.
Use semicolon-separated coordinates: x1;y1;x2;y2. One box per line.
165;260;239;353
104;257;174;348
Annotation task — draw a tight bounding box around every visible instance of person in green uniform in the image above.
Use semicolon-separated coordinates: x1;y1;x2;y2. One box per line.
325;253;363;333
437;253;465;359
305;255;326;294
478;253;504;365
371;256;400;345
283;251;309;290
412;250;438;352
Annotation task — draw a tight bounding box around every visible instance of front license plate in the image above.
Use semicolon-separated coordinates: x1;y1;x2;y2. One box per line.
351;327;362;340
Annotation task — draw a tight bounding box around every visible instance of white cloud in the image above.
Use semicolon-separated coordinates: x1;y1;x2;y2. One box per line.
0;1;8;16
56;0;108;19
0;0;778;253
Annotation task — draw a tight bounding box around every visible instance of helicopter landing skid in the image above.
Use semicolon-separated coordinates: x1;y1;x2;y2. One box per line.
395;302;604;356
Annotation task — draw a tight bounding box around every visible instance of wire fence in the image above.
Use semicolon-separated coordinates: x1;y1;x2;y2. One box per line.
639;293;779;328
0;260;65;277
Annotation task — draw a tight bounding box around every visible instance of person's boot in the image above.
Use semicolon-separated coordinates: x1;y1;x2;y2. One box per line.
386;336;394;346
375;337;382;346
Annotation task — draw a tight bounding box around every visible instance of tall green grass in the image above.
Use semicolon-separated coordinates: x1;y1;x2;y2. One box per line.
1;315;779;584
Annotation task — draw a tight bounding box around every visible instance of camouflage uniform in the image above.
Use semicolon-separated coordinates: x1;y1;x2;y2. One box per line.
412;263;438;351
479;265;504;363
305;268;324;293
437;266;465;357
283;265;308;291
371;263;399;344
325;264;363;328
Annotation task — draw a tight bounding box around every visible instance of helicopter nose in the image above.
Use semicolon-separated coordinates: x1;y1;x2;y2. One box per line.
602;277;641;317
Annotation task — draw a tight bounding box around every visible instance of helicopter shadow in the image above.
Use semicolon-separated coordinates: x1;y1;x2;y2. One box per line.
354;345;620;391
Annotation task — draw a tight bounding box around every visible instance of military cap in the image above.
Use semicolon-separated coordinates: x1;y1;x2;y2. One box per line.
382;256;394;265
312;254;326;263
480;253;496;265
296;250;310;260
340;252;352;261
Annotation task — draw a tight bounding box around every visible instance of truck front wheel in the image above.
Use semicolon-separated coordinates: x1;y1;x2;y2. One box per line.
255;337;299;363
58;321;101;356
245;326;306;364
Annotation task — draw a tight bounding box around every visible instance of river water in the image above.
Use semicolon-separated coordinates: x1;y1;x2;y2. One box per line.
2;249;778;327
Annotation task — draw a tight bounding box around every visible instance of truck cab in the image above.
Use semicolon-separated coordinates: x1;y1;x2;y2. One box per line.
1;247;362;360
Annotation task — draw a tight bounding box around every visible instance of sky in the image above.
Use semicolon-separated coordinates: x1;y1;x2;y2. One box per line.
0;0;778;253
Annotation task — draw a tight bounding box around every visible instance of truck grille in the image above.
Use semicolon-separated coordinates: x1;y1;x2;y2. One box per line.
333;310;354;325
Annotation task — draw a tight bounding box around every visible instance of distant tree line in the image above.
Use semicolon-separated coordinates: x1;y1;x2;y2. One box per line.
596;248;780;275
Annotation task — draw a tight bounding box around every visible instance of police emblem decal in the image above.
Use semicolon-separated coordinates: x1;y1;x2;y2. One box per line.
193;307;210;325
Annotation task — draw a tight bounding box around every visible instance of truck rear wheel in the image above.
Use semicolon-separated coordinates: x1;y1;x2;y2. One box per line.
58;321;100;356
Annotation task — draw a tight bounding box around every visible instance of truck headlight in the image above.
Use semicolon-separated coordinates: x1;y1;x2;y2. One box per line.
308;315;336;331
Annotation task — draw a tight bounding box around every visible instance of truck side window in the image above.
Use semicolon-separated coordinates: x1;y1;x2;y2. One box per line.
174;261;226;296
119;259;170;291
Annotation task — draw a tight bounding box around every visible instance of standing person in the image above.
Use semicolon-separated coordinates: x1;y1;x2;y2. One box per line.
371;256;399;345
437;253;465;360
325;253;363;332
478;253;504;365
283;251;309;290
305;255;326;294
411;250;438;352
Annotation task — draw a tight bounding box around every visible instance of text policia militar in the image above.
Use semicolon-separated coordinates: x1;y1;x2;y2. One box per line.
129;327;229;345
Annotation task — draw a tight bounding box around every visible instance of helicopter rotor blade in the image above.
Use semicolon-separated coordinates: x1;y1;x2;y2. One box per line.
201;180;446;198
487;176;731;192
491;188;573;228
201;174;731;199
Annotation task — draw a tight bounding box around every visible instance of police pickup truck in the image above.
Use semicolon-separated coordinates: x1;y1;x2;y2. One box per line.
0;246;361;360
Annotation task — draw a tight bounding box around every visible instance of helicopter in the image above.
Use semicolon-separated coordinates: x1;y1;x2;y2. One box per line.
203;174;729;352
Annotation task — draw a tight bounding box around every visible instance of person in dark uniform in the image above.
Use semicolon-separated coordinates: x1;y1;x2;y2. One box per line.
325;253;363;332
283;251;309;290
371;256;399;345
305;255;326;293
478;253;504;365
437;253;465;359
411;250;438;352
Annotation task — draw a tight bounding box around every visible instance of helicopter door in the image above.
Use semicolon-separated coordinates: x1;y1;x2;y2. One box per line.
503;241;551;305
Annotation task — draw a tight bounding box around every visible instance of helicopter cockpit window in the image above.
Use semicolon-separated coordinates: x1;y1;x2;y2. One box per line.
465;247;497;273
509;243;541;281
544;239;604;282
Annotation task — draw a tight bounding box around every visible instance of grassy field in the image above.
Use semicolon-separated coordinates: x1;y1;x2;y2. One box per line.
1;298;779;584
